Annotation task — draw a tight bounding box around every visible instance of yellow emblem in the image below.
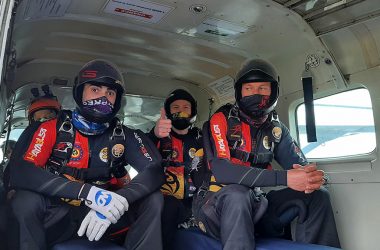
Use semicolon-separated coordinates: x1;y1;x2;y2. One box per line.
112;144;125;158
272;127;282;140
99;147;108;163
189;148;196;158
263;136;270;150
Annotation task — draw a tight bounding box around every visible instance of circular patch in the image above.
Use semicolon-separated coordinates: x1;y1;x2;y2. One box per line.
99;147;108;163
263;136;270;150
188;148;196;158
198;221;206;233
112;144;125;158
70;145;83;161
272;127;282;140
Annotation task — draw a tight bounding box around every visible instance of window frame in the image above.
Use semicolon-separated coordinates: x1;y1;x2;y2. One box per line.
289;86;377;162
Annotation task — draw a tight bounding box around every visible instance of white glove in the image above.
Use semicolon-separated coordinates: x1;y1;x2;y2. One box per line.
84;186;128;224
78;209;111;241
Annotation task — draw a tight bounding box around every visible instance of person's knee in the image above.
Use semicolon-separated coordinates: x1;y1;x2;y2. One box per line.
312;187;331;207
11;190;44;219
145;191;164;211
221;185;252;209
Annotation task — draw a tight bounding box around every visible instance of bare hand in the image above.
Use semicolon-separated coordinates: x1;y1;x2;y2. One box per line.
287;168;308;192
288;163;324;193
154;108;172;138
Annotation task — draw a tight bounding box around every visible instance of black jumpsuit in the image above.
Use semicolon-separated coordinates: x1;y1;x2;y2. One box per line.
193;105;341;249
148;128;206;250
7;115;165;250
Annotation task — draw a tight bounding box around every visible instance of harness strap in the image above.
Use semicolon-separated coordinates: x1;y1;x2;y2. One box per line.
218;104;282;165
159;136;172;160
47;110;75;175
159;127;201;168
47;112;127;181
108;119;127;178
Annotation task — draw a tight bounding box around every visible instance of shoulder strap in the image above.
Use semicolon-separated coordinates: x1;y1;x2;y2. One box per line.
262;111;282;151
47;111;120;181
159;135;173;165
46;110;76;175
216;104;243;149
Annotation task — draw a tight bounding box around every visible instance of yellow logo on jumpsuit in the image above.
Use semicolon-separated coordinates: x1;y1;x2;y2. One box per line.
26;128;47;161
213;125;227;157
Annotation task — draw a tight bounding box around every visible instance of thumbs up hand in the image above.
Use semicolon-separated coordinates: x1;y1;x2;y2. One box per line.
154;108;172;138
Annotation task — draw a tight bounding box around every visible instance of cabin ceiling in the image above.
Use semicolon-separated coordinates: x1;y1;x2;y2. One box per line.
7;0;380;104
10;0;317;99
274;0;380;77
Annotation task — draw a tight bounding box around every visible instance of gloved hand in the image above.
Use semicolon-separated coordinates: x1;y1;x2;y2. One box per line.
78;209;111;241
84;186;128;224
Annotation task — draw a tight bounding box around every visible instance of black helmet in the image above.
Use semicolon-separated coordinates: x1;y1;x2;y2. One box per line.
73;59;125;123
164;89;197;130
234;59;279;117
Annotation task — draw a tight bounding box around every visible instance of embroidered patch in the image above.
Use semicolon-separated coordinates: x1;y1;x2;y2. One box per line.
188;148;196;158
99;147;108;163
272;126;282;140
112;144;124;158
70;144;83;161
263;136;270;150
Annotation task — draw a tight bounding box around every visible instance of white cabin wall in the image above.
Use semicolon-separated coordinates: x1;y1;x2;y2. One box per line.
278;65;380;250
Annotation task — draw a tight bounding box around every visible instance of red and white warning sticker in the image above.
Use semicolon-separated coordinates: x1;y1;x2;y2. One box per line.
104;0;174;24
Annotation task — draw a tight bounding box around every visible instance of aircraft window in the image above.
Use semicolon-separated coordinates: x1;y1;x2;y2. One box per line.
0;128;24;161
296;88;376;159
119;95;163;133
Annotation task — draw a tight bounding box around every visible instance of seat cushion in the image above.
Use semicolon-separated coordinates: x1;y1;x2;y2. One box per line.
52;239;124;250
53;228;341;250
174;228;341;250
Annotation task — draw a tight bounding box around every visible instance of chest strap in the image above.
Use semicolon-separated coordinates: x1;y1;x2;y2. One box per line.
218;104;281;165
